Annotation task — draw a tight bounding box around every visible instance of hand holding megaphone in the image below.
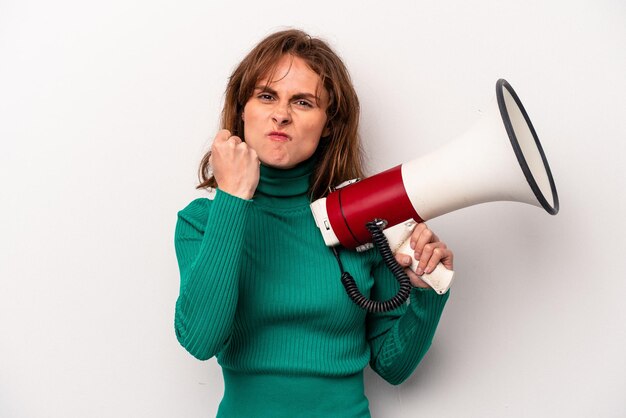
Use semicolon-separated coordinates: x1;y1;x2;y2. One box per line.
392;221;455;293
311;79;559;312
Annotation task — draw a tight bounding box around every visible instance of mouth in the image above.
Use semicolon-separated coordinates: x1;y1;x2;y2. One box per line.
268;131;291;141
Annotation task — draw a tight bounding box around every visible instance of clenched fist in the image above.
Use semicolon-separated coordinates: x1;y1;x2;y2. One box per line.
209;129;260;200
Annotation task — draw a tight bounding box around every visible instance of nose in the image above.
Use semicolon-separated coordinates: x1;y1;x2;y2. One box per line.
272;102;292;126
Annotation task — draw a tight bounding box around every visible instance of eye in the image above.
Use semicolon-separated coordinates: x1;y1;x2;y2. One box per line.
258;93;275;101
294;99;313;108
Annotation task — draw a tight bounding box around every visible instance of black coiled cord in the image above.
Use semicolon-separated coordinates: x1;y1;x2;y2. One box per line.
332;219;412;313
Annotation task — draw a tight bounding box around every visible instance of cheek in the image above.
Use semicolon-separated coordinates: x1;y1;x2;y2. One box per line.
301;122;322;144
242;108;265;137
303;130;322;153
305;115;328;137
242;102;264;123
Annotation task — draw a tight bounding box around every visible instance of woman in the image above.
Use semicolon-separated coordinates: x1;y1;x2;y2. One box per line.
174;29;454;418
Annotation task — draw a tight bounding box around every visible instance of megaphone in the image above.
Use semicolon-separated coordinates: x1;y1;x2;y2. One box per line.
311;79;559;311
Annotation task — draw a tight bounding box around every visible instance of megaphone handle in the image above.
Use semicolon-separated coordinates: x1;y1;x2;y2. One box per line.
395;238;455;295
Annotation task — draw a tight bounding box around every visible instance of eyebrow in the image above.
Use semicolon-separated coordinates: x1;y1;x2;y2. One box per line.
254;85;321;103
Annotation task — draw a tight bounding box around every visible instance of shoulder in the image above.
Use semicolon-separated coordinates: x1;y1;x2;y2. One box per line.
177;191;215;231
178;187;248;227
179;189;216;212
177;188;253;232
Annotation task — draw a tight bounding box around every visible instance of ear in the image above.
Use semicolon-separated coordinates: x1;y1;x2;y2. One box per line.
241;112;245;122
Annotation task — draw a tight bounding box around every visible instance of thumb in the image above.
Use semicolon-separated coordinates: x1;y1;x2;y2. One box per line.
395;253;413;266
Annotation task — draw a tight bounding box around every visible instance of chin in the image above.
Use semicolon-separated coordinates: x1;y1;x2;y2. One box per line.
263;160;295;169
260;153;294;169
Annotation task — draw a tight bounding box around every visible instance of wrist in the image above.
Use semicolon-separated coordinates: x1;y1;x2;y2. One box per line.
220;188;254;200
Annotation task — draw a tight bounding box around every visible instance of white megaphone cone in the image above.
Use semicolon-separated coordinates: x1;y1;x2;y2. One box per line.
310;79;559;308
403;79;558;221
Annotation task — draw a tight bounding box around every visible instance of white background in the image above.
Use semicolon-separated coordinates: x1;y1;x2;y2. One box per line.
1;0;625;417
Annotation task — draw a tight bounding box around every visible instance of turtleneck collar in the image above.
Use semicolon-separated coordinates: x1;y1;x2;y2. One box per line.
253;156;317;209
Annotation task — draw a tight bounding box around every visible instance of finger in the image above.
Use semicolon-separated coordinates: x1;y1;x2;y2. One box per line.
410;222;428;250
395;249;435;288
239;143;260;168
405;267;430;288
227;135;243;145
410;222;439;251
213;129;232;143
417;241;446;275
212;134;243;157
424;246;452;274
409;223;425;250
412;227;434;257
211;131;230;154
395;253;413;267
440;249;454;271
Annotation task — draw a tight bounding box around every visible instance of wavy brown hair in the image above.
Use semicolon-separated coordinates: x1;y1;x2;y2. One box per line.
197;29;364;200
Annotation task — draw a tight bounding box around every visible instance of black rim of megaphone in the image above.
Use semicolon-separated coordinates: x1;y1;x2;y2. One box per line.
496;79;559;215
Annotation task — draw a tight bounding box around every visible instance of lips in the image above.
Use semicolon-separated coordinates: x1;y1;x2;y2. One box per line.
268;131;291;141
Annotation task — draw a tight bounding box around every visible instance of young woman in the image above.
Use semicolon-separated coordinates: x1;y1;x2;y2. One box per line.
174;29;454;418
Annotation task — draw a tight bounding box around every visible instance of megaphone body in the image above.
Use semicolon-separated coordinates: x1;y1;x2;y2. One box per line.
311;79;559;298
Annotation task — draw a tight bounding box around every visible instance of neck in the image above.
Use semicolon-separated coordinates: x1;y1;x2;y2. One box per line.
253;157;317;209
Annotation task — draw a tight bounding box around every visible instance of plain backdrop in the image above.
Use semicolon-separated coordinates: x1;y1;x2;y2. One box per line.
1;0;625;417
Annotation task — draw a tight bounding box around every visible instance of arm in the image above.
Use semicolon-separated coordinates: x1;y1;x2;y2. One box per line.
367;222;453;385
174;191;251;360
175;129;260;360
366;258;449;385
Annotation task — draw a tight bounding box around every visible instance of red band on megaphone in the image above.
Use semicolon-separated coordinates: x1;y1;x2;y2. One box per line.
326;165;423;249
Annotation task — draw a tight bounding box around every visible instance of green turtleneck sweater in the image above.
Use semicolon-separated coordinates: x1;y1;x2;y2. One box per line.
174;158;449;417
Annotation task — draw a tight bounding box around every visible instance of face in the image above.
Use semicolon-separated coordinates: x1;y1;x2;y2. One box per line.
242;55;330;169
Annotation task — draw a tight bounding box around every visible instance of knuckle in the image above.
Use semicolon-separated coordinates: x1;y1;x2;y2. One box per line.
216;129;231;141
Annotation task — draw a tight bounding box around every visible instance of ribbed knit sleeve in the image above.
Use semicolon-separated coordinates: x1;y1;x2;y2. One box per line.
174;190;251;360
366;258;449;385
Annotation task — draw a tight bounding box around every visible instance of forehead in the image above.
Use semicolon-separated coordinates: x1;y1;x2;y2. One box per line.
258;55;328;99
